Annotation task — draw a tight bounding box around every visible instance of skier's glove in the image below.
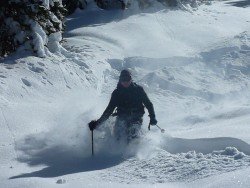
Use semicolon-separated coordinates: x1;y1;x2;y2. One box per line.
150;117;157;125
88;120;98;131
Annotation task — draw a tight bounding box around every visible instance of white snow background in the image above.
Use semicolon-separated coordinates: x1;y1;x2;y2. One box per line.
1;0;250;187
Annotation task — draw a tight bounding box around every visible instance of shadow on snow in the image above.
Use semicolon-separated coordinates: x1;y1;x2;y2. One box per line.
10;155;123;179
227;0;250;8
164;137;250;155
9;132;125;179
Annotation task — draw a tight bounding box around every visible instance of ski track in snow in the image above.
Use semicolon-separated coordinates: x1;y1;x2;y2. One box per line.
0;106;19;161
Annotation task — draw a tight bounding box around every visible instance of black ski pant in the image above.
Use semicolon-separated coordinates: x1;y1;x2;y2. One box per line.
113;115;143;142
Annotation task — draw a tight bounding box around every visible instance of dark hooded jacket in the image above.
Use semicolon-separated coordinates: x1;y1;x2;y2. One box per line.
98;82;155;124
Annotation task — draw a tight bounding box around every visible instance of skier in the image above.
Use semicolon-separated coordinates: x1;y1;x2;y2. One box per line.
88;69;157;141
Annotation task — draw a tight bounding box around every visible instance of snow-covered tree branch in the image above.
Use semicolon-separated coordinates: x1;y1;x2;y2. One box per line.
0;0;67;57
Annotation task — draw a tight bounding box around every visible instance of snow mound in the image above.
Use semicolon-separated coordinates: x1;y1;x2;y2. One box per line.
213;147;246;160
101;146;250;183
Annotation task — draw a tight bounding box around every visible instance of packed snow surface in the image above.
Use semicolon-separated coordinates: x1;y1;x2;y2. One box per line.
1;0;250;187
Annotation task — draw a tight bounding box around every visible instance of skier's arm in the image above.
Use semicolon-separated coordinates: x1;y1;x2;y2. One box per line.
140;87;156;119
97;90;117;125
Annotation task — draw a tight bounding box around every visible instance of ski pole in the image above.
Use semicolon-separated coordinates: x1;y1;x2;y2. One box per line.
148;122;151;131
91;130;94;156
156;125;165;133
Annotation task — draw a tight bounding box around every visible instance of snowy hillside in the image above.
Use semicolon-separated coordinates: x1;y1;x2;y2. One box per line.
1;0;250;187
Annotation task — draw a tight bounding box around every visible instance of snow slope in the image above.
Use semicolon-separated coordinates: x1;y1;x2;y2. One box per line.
1;0;250;187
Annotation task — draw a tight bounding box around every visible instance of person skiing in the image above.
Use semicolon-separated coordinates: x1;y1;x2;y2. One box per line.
88;69;157;141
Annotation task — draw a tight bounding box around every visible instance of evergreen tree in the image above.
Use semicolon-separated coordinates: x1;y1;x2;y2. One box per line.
0;0;67;57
